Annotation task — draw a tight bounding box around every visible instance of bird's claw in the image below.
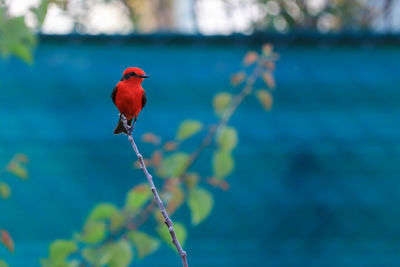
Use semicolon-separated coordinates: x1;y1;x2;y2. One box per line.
126;126;133;136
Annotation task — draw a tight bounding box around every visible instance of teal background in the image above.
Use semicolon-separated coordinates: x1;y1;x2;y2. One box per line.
1;36;400;266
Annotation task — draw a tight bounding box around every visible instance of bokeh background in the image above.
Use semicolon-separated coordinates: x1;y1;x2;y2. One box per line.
1;0;400;266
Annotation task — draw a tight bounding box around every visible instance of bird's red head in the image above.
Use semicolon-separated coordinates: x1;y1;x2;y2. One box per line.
121;67;149;82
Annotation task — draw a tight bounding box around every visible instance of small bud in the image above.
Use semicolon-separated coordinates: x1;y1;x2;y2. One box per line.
256;89;273;110
164;141;177;151
1;230;14;253
151;150;162;167
262;72;276;89
243;51;258;66
230;71;246;86
141;132;161;145
207;178;230;191
262;43;273;56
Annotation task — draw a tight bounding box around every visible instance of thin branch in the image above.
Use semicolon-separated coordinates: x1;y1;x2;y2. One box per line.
129;60;265;229
180;61;263;176
120;114;188;267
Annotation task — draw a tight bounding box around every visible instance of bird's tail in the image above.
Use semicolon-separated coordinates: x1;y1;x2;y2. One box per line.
113;117;132;135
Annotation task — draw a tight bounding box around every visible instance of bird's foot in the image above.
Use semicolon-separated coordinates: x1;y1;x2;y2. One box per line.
126;126;133;136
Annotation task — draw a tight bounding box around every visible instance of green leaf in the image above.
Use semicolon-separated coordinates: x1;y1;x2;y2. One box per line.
110;211;126;232
128;231;160;259
125;184;151;213
82;240;133;267
188;187;214;225
176;120;203;141
87;203;118;221
0;14;36;64
82;247;113;267
0;260;9;267
157;153;189;178
11;42;33;64
213;150;234;179
256;89;273;110
67;260;81;267
81;221;106;244
108;240;133;267
49;240;78;262
7;161;28;179
32;0;50;25
217;126;238;151
213;92;232;116
0;182;11;199
157;222;187;252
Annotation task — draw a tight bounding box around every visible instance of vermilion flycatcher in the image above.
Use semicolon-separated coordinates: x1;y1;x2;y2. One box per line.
111;67;149;134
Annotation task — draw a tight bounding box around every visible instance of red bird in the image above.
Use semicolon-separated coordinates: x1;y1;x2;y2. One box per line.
111;67;149;134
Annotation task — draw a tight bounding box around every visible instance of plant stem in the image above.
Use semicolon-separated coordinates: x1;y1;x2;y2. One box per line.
181;61;263;175
130;60;264;230
120;115;188;267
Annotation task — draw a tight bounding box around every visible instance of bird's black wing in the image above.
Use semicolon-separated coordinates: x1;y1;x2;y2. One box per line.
142;91;147;109
111;86;117;104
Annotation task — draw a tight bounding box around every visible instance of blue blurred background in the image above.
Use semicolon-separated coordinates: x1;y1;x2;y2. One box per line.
1;1;400;266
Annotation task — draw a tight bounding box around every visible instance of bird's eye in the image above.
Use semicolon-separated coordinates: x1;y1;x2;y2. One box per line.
121;72;137;81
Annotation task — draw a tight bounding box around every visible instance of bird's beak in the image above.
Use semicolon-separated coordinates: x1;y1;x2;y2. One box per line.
139;75;149;78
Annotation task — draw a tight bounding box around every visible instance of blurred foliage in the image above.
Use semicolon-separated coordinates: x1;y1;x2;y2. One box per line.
0;0;395;64
0;0;66;63
253;0;388;32
0;154;29;200
0;154;30;266
0;5;37;64
41;44;277;266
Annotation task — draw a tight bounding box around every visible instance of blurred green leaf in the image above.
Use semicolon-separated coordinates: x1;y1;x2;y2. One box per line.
7;161;28;179
0;182;11;199
188;187;214;225
81;221;106;244
158;153;189;178
217;126;238;152
176;120;203;141
31;0;50;25
110;211;126;232
157;222;187;251
256;89;273;110
82;247;112;267
0;10;36;64
0;259;9;267
213;150;234;180
128;231;160;259
213;92;232;117
82;240;133;267
67;260;80;267
125;183;151;213
108;240;133;267
49;240;77;262
185;172;199;190
87;203;118;221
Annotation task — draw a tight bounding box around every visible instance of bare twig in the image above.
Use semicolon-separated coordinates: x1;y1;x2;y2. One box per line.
120;114;188;267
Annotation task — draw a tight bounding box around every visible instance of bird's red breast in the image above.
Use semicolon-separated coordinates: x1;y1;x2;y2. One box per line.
115;82;145;120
